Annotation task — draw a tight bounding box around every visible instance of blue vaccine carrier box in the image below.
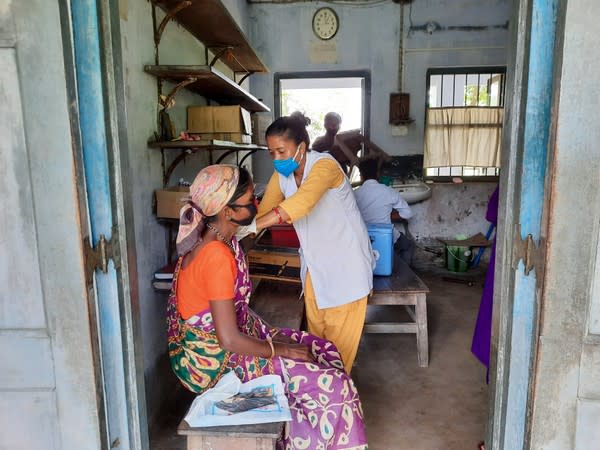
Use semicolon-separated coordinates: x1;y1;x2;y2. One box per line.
367;223;394;276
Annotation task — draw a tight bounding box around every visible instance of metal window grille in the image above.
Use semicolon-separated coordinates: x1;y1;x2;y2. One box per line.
425;67;506;178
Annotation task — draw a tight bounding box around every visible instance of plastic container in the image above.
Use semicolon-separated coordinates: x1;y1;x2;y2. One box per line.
270;225;300;248
445;245;472;272
367;223;394;276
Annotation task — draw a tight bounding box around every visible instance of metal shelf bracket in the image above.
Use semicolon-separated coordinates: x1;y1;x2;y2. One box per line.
163;77;198;110
209;46;235;67
154;1;192;46
237;71;254;85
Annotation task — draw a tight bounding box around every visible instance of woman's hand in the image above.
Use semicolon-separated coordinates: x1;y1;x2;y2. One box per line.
272;334;296;345
275;342;315;362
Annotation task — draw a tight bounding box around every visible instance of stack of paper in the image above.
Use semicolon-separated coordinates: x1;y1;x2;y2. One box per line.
152;262;176;291
184;372;291;427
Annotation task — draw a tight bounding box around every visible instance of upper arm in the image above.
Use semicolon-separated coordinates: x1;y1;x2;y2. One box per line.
279;159;344;221
210;299;240;346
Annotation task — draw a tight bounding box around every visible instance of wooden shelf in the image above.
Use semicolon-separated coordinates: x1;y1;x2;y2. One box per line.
148;139;267;151
145;65;270;113
149;139;267;186
154;0;268;74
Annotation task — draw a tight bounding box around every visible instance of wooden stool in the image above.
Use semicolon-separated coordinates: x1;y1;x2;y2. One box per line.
177;421;283;450
367;257;430;367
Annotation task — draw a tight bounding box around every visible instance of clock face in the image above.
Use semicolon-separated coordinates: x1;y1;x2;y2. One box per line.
312;7;339;40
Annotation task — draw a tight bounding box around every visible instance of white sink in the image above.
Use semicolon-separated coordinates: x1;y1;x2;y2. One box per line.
392;182;432;204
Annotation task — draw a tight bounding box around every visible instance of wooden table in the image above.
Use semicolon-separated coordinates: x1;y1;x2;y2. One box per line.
368;257;430;367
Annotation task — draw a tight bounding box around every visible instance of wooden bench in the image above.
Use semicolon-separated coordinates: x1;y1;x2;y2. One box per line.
246;244;430;367
178;421;282;450
367;257;430;367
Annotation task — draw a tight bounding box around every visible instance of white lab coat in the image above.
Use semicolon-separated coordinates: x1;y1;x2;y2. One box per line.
278;152;374;309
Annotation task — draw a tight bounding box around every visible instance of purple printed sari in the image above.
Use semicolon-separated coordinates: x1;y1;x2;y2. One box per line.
167;237;368;449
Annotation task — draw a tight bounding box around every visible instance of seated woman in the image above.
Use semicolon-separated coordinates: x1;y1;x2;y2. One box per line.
167;164;368;449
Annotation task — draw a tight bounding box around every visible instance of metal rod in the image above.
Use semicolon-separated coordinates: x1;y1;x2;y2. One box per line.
398;3;404;91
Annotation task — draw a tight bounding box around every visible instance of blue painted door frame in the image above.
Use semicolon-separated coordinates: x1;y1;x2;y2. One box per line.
69;1;146;448
70;2;131;448
491;0;559;448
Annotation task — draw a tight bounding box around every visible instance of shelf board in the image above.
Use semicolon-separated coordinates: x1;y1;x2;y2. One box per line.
145;65;270;112
150;139;267;183
154;0;268;73
148;139;267;151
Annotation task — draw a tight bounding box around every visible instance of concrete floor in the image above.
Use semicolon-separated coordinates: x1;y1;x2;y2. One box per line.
354;267;488;450
150;263;489;450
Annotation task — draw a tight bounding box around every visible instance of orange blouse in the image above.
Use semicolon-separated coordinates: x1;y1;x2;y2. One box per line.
176;241;237;320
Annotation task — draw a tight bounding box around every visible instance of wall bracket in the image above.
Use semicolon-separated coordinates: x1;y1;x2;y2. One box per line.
153;1;192;46
208;46;253;81
209;46;235;67
237;71;255;85
163;77;198;110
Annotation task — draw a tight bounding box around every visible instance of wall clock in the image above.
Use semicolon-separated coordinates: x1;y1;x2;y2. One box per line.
312;7;339;40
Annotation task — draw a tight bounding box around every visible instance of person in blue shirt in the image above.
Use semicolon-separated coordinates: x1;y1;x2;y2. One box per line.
354;158;416;264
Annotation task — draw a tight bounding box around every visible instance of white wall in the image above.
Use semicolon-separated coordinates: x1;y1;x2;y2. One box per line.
410;183;497;242
119;0;252;425
248;0;509;240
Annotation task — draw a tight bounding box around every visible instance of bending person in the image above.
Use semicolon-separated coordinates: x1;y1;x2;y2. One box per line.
354;158;415;264
168;164;368;449
312;112;350;172
257;113;374;374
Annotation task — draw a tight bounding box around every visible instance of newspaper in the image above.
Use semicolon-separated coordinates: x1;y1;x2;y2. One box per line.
184;371;291;427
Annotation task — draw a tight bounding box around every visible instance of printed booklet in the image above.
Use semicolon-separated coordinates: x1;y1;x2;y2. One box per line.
184;371;291;427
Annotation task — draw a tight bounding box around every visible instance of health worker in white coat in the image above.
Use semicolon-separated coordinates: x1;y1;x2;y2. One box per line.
256;112;374;373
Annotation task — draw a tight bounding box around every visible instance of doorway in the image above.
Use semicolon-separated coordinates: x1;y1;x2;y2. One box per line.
86;2;556;449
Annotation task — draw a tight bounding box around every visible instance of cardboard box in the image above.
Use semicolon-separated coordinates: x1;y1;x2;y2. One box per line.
189;132;252;144
187;105;252;134
155;186;189;219
251;113;272;145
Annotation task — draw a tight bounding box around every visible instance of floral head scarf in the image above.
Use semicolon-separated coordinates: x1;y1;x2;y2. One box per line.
176;164;239;256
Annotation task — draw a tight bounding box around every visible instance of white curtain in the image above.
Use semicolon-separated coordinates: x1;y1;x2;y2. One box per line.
424;107;503;168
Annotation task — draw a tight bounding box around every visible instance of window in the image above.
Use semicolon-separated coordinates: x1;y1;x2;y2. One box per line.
274;71;370;183
275;71;369;142
424;67;506;179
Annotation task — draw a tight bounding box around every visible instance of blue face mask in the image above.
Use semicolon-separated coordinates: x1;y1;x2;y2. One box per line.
273;144;303;177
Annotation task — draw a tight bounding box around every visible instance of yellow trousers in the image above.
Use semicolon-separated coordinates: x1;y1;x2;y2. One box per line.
304;271;368;373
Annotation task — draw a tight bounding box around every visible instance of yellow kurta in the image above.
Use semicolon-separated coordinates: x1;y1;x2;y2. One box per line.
258;159;368;373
